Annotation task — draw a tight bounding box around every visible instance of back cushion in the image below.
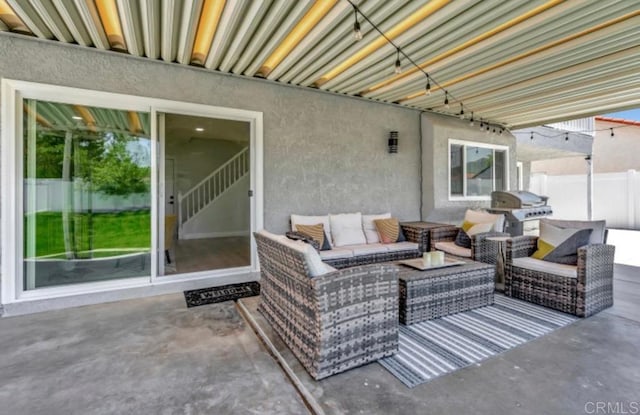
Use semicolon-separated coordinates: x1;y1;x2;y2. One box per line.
362;213;391;243
541;219;606;244
291;214;332;247
329;212;367;247
464;209;505;232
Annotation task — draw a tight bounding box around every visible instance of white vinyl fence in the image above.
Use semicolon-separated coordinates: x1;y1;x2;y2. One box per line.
530;170;640;230
28;179;150;213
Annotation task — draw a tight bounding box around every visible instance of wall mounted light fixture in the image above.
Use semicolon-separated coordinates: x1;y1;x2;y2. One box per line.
388;131;398;153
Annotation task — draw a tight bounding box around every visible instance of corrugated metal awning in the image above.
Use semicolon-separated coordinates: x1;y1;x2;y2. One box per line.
2;0;639;129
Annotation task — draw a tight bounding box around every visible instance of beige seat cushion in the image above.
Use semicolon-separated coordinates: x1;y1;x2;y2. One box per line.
384;242;419;253
512;257;577;279
319;247;353;260
434;241;472;258
344;244;389;256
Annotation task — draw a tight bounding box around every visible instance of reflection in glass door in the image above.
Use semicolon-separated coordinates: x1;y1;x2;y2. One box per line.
22;99;152;290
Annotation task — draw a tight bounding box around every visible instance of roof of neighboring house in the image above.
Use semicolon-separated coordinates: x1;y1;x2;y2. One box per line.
595;117;640;127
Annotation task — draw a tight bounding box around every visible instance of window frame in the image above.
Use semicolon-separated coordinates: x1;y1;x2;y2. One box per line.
448;139;510;201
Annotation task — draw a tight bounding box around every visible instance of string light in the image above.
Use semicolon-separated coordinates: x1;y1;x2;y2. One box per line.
346;0;506;133
479;119;484;130
565;132;569;141
611;128;614;137
459;103;464;120
530;132;534;140
394;49;402;74
469;112;474;127
352;7;362;41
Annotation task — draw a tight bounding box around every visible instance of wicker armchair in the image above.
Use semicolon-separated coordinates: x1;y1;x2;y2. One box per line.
430;225;509;264
254;232;399;380
505;235;614;317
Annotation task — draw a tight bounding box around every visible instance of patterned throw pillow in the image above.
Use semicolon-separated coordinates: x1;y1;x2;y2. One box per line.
295;223;332;251
374;218;407;244
532;221;592;265
454;220;493;248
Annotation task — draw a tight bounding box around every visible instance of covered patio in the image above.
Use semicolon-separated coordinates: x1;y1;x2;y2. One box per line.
1;1;640;413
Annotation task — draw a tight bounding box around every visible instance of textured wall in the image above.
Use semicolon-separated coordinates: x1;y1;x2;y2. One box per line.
0;35;421;232
421;112;517;224
0;35;422;305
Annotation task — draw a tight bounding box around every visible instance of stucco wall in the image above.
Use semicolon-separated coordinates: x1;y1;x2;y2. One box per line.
421;112;517;224
0;35;423;306
0;35;421;230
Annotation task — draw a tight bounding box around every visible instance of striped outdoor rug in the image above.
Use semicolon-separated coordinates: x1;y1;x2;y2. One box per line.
379;295;578;388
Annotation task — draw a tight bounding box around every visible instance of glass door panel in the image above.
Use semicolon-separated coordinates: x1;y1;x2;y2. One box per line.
23;99;152;290
160;112;251;275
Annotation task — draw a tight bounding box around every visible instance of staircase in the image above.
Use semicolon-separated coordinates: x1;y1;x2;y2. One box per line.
178;147;249;237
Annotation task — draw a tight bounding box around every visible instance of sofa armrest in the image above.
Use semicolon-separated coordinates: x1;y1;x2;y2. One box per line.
576;244;615;317
505;235;538;262
313;263;398;313
430;225;459;250
471;232;510;264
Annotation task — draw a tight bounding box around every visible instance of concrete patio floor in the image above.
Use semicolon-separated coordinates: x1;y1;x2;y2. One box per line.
1;264;639;415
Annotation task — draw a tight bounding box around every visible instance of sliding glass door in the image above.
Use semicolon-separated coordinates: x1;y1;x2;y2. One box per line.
2;80;262;303
22;99;152;290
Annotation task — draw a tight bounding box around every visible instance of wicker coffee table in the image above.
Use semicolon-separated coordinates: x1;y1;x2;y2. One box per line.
397;257;495;325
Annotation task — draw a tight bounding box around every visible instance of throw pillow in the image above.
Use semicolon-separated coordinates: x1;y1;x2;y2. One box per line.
454;229;472;249
464;209;505;232
285;231;320;251
291;214;333;247
374;218;407;244
532;221;593;265
362;213;392;243
329;213;367;247
294;223;332;251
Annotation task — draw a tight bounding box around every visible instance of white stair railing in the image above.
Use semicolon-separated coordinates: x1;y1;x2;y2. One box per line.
178;147;249;235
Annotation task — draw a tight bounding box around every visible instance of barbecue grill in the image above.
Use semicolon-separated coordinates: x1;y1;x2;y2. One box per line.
488;190;553;236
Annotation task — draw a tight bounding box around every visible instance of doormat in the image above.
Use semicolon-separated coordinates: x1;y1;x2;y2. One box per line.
379;295;578;388
184;282;260;308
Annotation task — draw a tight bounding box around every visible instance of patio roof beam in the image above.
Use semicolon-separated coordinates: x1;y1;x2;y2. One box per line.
139;0;160;59
95;0;127;51
257;0;339;78
190;0;225;66
216;0;270;72
27;0;73;42
175;0;203;65
5;0;50;37
52;0;92;46
116;0;144;56
73;0;110;50
203;0;250;70
242;1;317;77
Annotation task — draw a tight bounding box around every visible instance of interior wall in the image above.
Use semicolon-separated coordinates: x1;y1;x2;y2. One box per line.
421;112;517;224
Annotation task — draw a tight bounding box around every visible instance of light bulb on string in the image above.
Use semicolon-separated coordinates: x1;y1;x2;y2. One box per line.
444;91;449;109
425;77;431;95
469;112;474;127
459;104;464;120
394;49;402;74
353;8;362;41
611;128;615;137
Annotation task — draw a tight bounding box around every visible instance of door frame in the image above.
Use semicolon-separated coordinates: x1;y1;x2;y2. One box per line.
1;79;263;304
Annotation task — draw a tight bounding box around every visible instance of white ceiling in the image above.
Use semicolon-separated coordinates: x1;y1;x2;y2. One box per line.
2;0;639;129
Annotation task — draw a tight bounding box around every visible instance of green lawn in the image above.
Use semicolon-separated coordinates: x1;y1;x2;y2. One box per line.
25;210;151;258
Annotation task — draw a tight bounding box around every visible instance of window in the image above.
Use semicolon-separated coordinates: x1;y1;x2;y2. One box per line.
449;140;509;199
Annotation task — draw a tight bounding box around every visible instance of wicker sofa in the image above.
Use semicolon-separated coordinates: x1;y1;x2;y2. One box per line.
290;213;421;269
504;219;614;317
254;230;399;380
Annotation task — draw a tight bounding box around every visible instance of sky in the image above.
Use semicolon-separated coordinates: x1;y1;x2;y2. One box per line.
603;109;640;121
